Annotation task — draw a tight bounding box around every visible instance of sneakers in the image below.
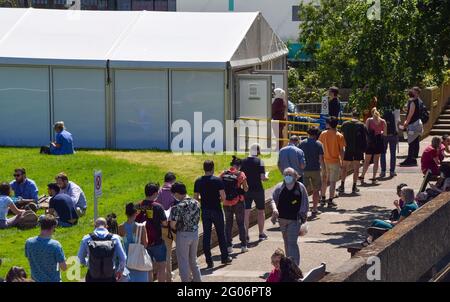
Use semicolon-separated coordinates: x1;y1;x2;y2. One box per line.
379;172;386;178
337;184;345;194
309;210;320;220
399;159;417;167
320;197;327;207
221;256;233;265
259;233;268;241
352;183;360;194
327;199;338;208
227;247;233;254
241;246;249;253
390;172;397;177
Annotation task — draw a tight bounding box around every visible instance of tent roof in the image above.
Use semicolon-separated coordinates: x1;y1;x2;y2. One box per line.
0;8;287;69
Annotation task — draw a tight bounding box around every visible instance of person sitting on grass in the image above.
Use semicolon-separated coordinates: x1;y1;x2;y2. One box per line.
421;136;444;176
0;182;25;229
55;172;87;217
45;183;78;227
363;187;418;245
9;168;39;210
266;248;285;282
5;267;33;282
25;215;67;282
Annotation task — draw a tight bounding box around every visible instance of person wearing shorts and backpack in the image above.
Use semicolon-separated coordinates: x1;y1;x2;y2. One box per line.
77;217;127;282
220;156;249;254
136;183;168;282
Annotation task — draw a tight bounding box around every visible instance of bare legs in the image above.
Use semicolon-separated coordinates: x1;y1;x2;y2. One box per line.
360;154;381;182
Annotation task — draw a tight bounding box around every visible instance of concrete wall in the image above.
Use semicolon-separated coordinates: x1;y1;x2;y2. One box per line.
321;192;450;282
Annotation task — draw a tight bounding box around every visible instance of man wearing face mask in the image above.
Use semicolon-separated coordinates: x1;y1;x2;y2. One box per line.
400;87;424;166
270;168;309;266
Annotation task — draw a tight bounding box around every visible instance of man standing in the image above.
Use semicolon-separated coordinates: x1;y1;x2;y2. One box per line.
381;107;400;177
339;110;367;194
241;144;269;242
299;127;324;218
278;135;306;182
10;168;39;208
55;172;87;217
400;87;424;166
136;183;168;282
77;217;127;282
25;215;67;282
46;183;78;227
328;86;341;119
157;172;177;282
318;117;345;208
169;182;202;282
194;160;232;269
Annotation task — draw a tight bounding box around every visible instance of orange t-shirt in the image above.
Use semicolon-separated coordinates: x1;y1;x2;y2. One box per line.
318;130;346;164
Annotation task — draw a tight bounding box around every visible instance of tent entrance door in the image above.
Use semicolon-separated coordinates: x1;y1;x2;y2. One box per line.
235;74;272;152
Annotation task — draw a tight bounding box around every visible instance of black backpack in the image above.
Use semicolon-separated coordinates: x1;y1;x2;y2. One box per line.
88;233;116;279
222;170;241;201
419;100;429;124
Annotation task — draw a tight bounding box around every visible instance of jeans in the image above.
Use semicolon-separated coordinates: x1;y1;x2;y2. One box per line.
380;135;398;173
407;136;420;160
224;201;246;247
278;218;301;266
202;208;229;263
176;230;202;282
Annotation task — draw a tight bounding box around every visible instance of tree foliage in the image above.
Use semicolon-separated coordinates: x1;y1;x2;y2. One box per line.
298;0;450;111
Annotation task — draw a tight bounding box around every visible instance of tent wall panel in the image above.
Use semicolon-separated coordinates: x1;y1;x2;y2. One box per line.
0;66;50;146
52;68;106;148
114;69;169;149
171;71;225;151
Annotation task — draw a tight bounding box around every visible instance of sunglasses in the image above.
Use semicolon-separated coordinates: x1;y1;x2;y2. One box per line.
13;174;23;177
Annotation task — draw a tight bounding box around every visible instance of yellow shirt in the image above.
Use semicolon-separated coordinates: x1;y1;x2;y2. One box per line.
318;129;346;164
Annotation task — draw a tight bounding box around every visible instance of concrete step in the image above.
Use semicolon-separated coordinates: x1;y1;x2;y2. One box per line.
430;129;450;135
432;124;450;129
444;109;450;114
439;114;450;119
437;118;450;124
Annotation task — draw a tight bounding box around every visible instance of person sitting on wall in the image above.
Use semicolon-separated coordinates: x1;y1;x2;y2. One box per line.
40;121;74;155
421;136;444;176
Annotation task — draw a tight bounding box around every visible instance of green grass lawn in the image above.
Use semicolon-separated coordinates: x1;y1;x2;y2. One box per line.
0;148;282;281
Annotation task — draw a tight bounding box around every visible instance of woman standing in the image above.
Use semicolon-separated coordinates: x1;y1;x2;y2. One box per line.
118;203;149;282
360;108;387;184
270;168;309;266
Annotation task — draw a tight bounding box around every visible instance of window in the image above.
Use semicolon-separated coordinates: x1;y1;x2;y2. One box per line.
292;5;300;22
131;0;175;11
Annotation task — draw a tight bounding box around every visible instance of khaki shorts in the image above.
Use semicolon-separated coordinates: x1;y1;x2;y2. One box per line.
303;170;322;191
324;163;341;182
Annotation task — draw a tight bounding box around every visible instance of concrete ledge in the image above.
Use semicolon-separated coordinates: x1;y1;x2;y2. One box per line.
321;192;450;282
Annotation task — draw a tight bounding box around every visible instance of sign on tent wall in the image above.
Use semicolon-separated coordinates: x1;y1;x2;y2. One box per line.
0;66;50;146
114;70;169;149
52;68;106;149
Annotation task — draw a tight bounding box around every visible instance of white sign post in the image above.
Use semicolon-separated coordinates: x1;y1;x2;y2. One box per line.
321;96;329;115
94;171;102;220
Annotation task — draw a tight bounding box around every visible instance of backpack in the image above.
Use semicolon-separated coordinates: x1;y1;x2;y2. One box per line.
221;170;241;200
16;210;38;229
419;100;429;124
87;233;116;279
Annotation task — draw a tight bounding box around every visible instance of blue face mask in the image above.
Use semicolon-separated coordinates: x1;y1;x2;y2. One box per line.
284;175;294;184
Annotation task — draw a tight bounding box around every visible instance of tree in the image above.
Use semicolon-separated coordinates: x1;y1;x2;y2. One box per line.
298;0;450;111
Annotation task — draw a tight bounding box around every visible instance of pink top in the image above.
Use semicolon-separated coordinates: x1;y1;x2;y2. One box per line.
368;118;386;135
266;268;281;282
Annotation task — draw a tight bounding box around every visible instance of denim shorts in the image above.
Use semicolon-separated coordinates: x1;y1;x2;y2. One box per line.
147;243;167;263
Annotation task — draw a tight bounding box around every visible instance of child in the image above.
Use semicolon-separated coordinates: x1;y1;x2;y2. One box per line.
266;248;285;282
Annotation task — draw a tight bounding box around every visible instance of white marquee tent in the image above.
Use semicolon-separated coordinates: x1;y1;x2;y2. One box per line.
0;8;288;150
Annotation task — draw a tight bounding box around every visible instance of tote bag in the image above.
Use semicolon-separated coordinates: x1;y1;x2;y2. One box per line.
126;223;153;272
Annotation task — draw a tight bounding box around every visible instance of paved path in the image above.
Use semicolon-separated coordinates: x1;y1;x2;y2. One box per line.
174;137;431;282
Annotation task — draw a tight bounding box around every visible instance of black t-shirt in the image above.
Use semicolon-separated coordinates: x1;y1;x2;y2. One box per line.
194;175;224;211
382;111;398;136
49;193;78;223
329;98;341;118
241;156;265;192
341;120;367;153
136;200;167;246
278;183;302;221
407;99;420;123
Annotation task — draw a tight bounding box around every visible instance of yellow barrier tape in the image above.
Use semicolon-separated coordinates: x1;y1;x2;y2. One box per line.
287;131;308;135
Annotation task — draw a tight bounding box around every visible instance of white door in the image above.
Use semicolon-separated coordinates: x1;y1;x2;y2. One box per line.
252;70;288;103
235;74;272;151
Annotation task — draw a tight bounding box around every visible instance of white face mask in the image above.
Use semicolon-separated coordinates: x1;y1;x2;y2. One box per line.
284;175;295;184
